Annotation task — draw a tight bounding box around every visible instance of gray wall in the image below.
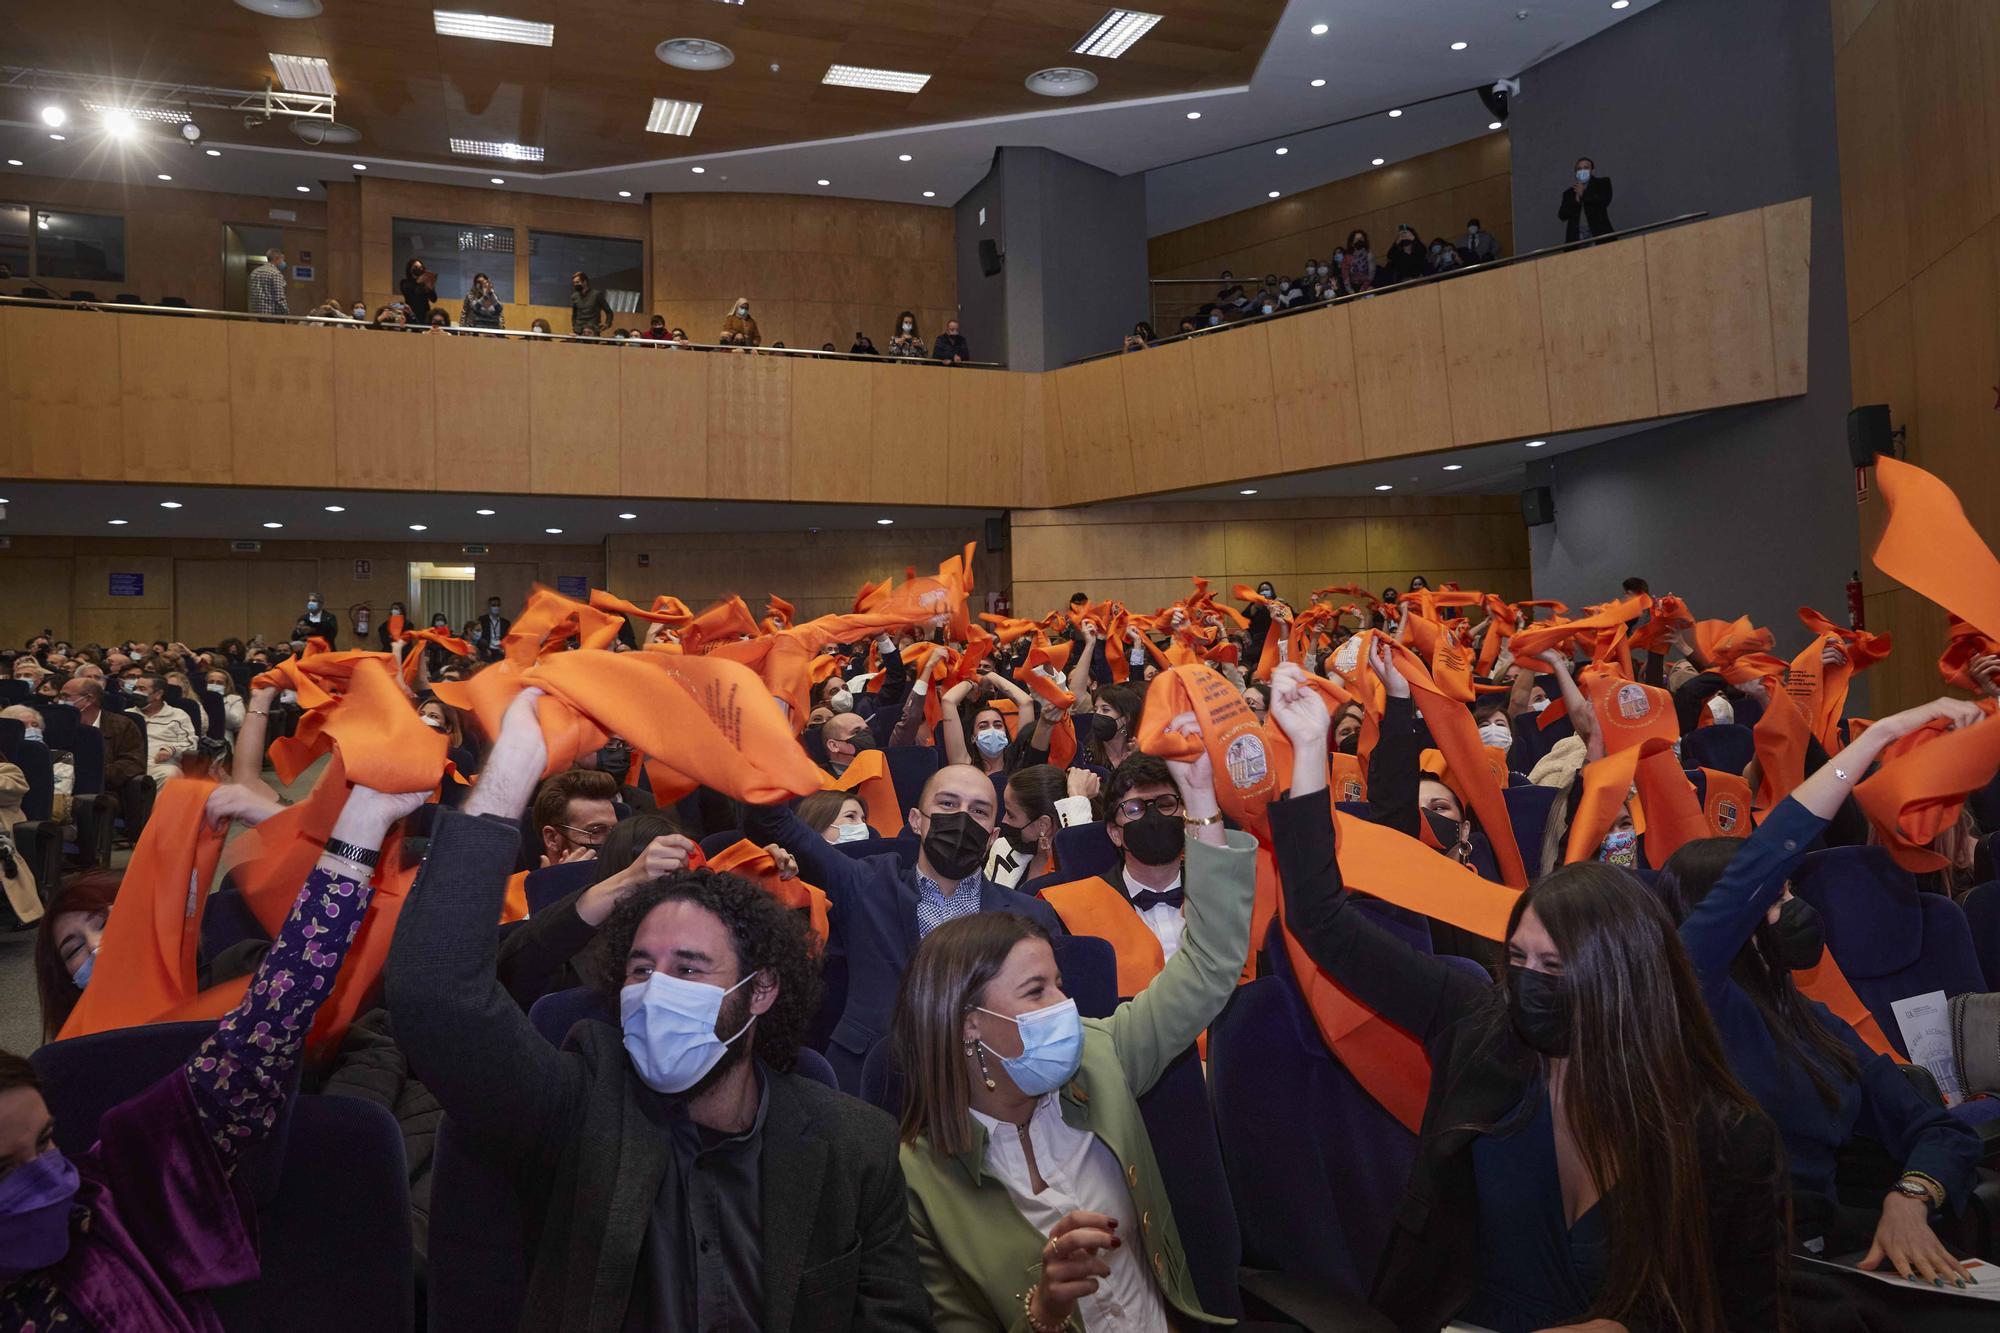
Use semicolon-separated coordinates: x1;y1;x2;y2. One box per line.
1512;0;1857;659
951;147;1150;371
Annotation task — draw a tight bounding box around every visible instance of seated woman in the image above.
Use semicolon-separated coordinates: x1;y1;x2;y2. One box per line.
940;671;1045;789
34;870;120;1041
892;720;1255;1331
796;789;872;845
985;763;1094;892
1264;662;1784;1333
719;296;760;347
1;778;418;1326
1653;696;1988;1324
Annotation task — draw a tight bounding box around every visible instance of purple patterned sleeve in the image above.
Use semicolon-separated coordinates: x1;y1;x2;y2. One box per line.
183;865;375;1164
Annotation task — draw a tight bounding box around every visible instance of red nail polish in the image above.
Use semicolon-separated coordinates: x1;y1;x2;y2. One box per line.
1111;1237;1122;1248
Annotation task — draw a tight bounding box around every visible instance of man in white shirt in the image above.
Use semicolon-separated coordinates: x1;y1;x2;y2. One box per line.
135;673;198;787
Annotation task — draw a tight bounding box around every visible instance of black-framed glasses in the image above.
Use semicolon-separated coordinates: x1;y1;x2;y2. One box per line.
557;822;613;847
1115;794;1182;823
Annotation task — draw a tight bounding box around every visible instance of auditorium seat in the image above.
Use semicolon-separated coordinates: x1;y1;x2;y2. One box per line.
3;729;64;897
1051;820;1117;882
1963;880;2000;991
197;687;228;741
883;744;939;812
1500;782;1562;868
427;1116;526;1333
522;857;597;915
67;289;98;302
1680;723;1755;775
1793;846;1987;1056
199;881;272;963
0;679;28;704
698;827;744;858
1134;1044;1243;1317
1051;932;1119;1019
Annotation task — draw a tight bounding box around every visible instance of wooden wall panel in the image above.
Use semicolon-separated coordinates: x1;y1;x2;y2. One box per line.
1119;341;1202;491
620;352;710;498
1846;284;1913;577
1645;209;1777;414
1265;305;1364;473
868;363;950;506
1762;199;1813;397
1051;359;1136;501
1191;323;1282;485
706;353;793;500
1536;232;1659;430
335;332;436;490
1834;0;1909;321
117;315;233;483
529;341;622;495
1906;226;2000;536
1349;285;1454;457
71;554;174;647
946;371;1025;509
228;321;337;488
2;306;122;480
1892;0;1992;277
789;356;874;504
432;334;533;495
0;559;76;649
1439;263;1551;445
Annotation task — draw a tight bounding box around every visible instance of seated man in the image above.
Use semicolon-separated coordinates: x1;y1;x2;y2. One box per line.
133;673;198;788
746;762;1063;1088
58;677;145;801
532;768;620;867
388;690;929;1331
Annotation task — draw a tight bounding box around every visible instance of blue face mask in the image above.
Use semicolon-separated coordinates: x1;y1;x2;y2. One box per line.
833;821;870;844
22;728;41;744
72;949;95;990
620;969;757;1094
976;997;1084;1096
974;728;1009;758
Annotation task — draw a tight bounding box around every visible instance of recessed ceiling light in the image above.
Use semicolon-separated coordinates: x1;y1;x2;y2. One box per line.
618;189;632;198
4;160;21;167
48;134;66;142
690;166;705;174
1524;439;1547;448
159;500;183;509
543;527;564;534
1450;40;1468;50
1442;464;1464;472
875;517;895;526
1274;146;1289;155
655;38;735;71
449;138;543;161
351;162;365;169
922;190;936;198
490;176;505;184
107;518;129;526
270;53;335;96
234;0;323;16
323;504;346;512
1310;22;1329;35
1488;121;1503;130
823;64;931;94
1026;66;1099;97
1374;484;1394;491
1371;157;1384;166
296;184;311;192
1310;78;1326;87
617;512;637;520
1239;488;1259;496
816;178;830;186
1267;190;1280;198
475;508;495;516
1387;108;1402;118
433;10;556;45
156;173;172;181
1185;110;1202;120
1611;0;1630;7
898;153;912;162
263;521;283;529
1073;8;1164;59
409;523;428;531
645;98;704;136
206;149;222;157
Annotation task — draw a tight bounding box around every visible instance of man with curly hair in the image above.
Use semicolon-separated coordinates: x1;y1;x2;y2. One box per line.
389;689;931;1332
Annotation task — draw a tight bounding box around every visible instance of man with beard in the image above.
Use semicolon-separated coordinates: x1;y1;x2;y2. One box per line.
389;690;931;1332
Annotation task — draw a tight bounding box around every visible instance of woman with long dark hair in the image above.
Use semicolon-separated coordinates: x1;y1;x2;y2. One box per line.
1264;662;1784;1333
1653;697;1989;1321
891;718;1256;1331
33;870;120;1042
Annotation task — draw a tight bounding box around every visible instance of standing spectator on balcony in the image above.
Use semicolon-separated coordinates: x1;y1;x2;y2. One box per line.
460;271;505;330
1122;320;1158;352
1460;217;1499;265
247;249;288;316
888;311;926;360
1377;224;1428;286
1560;156;1615;243
1339;230;1375;292
569;271;614;337
931;318;970;365
717;296;760;347
1215;270;1246;309
1428;238;1465;275
401;258;439;325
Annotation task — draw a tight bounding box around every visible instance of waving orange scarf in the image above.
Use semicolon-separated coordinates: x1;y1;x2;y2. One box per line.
706;839;830;946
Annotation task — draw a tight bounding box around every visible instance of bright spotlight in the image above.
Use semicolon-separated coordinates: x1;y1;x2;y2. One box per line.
102;108;137;138
41;103;68;128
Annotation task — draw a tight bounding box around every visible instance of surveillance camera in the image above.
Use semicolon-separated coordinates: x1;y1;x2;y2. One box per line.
1492;78;1521;97
1477;78;1519;124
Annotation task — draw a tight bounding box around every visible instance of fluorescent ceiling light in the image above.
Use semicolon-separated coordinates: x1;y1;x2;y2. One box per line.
1274;146;1288;155
263;521;284;529
1309;78;1325;87
1524;439;1546;448
324;505;346;512
1370;157;1384;166
269;52;336;96
876;518;895;526
1488;121;1503;130
1442;464;1463;471
922;190;936;198
1185;110;1201;119
618;189;632;197
646;97;703;135
156;173;172;181
433;10;555;45
206;148;222;156
617;512;637;520
107;518;129;525
1449;40;1468;50
159;501;184;509
1239;488;1258;495
409;524;429;531
822;64;931;94
1387;108;1402;117
1373;484;1393;491
489;176;506;184
450;138;543;160
544;527;564;534
352;162;366;169
84;101;191;125
1310;22;1329;36
1073;9;1163;59
1267;190;1279;198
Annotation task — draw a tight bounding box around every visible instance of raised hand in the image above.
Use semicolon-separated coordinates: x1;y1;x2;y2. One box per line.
1031;1210;1121;1330
1269;662;1331;745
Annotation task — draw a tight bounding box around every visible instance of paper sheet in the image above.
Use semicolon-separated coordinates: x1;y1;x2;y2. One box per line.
1890;989;1963;1105
1804;1254;2000;1302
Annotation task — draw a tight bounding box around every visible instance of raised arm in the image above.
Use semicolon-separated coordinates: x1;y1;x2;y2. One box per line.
742;796;875;917
1064;622;1097;708
938;677;976;767
1365;641;1422;836
231;684;280;800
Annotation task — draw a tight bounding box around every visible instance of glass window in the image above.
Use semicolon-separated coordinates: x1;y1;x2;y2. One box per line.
0;204;28;281
528;230;643;312
33;209;124;282
390;218;515;303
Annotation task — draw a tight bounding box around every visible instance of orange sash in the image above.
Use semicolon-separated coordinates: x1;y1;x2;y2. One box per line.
820;749;904;838
1853;718;2000;872
1585;675;1677;754
1699;769;1754;837
1040;876;1168;998
1328;751;1368;803
1137;665;1280;832
1751;691;1812;815
1795;950;1905;1061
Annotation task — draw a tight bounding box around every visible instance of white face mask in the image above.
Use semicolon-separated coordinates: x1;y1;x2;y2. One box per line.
421;715;448;731
1529;697;1551;714
834;821;870;844
1706;694;1736;726
619;970;757;1094
206;683;225;695
737;304;748;315
901;321;913;332
279;689;298;705
1478;720;1513;750
23;727;42;744
1576;168;1592;183
1260;304;1274;315
827;689;855;713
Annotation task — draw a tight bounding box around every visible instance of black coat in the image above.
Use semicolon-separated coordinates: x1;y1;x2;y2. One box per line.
1267;790;1785;1333
1558;176;1615;243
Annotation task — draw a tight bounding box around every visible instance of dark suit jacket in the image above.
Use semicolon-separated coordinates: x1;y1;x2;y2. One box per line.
746;803;1064;1084
97;709;145;790
387;809;931;1333
1557;175;1614;242
298;610;339;647
1267;791;1783;1333
478;613;511;662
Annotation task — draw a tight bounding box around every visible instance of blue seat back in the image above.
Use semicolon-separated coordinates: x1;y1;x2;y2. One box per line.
200;882;271;963
428;1115;526;1333
883;744;939;814
1500;783;1561;876
1135;1045;1242;1317
13;738;54;821
1956;880;2000;992
0;679;28;705
794;1046;838;1089
1680;723;1755;776
198;689;227;740
699;828;745;858
1051;821;1117;881
66;722;105;795
524;858;599;915
1051;932;1119;1018
859;1035;904;1116
529;985;613;1046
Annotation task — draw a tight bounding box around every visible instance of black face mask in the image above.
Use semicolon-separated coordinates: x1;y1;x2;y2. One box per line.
921;810;990;881
1119;809;1185;867
845;730;879;755
1508;965;1571;1057
596;741;631;781
1090;713;1120;744
1770;897;1825;972
998;819;1037;852
1335;732;1359;756
1423;808;1468;855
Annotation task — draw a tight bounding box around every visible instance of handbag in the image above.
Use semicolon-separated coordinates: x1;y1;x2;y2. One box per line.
1948;991;2000;1097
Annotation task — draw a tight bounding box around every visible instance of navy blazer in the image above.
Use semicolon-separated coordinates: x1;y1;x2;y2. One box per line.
746;804;1064;1082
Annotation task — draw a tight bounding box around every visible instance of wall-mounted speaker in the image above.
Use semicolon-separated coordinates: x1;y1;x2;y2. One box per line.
983;514;1008;553
1847;404;1892;468
978;238;1004;277
1520;485;1555;527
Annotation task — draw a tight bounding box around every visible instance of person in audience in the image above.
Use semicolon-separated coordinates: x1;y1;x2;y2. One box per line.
1215;269;1246;307
298;591;339;646
747;762;1064;1088
1176;315;1200;336
1651;699;1990;1317
1378;224;1429;285
569;271;614;337
641;313;669;342
796;790;871;845
889;311;925;360
1428;238;1466;274
529;317;553;335
1461;216;1500;264
532;767;620;868
1561;156;1616;243
1122;320;1157;352
1084;682;1141;772
307;300;348;321
1340;229;1376;292
370;305;408;330
892;723;1254;1332
388;690;932;1329
719;295;760;347
931;318;970;365
33;869;119;1039
400;257;439;325
477;595;510;661
201;667;246;738
984;763;1093;891
0;728;39;928
427;309;452;333
247;248;288;316
58;677;144;799
133;672;198;788
460;271;504;330
2;779;416;1326
850;331;879;357
1266;661;1784;1333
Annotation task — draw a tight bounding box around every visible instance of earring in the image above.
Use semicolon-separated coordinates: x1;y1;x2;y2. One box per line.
965;1037;996;1090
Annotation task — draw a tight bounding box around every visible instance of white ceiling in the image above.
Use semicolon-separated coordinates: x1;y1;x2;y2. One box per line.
0;0;1660;234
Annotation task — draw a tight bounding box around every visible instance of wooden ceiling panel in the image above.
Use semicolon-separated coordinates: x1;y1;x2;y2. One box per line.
2;0;1283;169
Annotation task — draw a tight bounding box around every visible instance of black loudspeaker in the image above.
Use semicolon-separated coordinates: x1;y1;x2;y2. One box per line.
983;514;1008;553
1520;486;1555;527
978;238;1004;277
1847;404;1892;468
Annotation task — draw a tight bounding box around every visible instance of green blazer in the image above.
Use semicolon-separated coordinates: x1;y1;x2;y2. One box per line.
900;829;1258;1331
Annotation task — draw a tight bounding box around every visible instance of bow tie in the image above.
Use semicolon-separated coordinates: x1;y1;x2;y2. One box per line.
1128;887;1184;912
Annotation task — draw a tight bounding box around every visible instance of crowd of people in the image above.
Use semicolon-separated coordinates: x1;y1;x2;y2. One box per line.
2;452;1999;1333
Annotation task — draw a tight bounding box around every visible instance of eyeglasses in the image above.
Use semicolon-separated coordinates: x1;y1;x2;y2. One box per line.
557;823;614;847
1115;794;1182;823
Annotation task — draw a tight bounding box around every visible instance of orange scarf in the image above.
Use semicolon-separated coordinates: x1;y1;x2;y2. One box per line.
706;839;831;946
821;749;904;838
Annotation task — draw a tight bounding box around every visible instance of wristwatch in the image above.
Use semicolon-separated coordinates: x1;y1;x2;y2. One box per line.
322;838;380;870
1888;1176;1939;1209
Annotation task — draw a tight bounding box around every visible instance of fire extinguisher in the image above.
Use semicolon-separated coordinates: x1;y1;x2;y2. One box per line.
1846;570;1865;631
